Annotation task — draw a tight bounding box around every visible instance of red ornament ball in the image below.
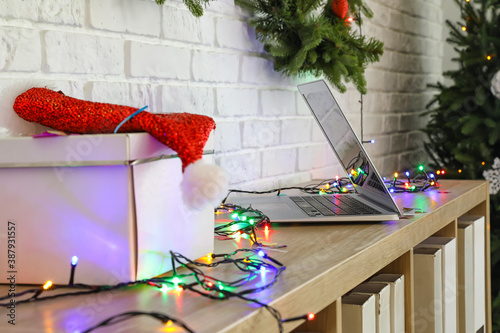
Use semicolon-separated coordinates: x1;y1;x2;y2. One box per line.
331;0;349;19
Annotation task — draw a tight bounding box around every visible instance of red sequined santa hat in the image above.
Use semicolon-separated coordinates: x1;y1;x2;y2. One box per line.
1;83;227;209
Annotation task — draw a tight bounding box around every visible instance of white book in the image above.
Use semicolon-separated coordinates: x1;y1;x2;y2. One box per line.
416;237;457;333
370;274;405;333
414;247;443;333
342;293;377;333
457;221;475;333
459;216;486;332
351;282;391;333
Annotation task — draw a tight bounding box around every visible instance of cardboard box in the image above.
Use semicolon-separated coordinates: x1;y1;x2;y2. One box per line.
0;133;214;285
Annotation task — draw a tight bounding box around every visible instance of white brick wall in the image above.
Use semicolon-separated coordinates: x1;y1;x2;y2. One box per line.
162;6;215;45
90;0;160;36
361;0;443;173
129;42;191;79
216;87;258;116
0;28;41;71
0;0;444;190
45;31;124;75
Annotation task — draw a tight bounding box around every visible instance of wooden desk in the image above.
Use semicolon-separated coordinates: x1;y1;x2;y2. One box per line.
0;180;491;333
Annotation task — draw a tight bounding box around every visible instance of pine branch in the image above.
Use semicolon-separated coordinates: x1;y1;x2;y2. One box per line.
234;0;383;93
155;0;210;17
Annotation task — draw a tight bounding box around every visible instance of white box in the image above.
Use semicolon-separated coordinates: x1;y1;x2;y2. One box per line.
0;133;215;285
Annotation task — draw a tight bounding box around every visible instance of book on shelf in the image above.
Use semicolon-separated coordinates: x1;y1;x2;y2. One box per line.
458;215;486;333
416;237;457;333
457;221;474;333
342;293;377;333
350;282;391;333
370;273;405;333
413;247;443;333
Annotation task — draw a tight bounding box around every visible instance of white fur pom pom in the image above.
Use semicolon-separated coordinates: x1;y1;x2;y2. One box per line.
0;80;54;136
181;160;228;210
491;70;500;100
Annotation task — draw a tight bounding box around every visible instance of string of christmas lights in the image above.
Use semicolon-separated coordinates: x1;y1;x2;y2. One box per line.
221;178;356;204
214;204;270;246
162;249;290;332
0;249;313;332
382;165;444;193
82;312;195;333
222;166;443;205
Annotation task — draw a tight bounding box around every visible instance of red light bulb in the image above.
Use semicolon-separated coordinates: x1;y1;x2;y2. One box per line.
307;313;315;320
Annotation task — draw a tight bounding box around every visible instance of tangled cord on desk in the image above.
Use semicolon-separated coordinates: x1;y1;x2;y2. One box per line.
215;203;271;246
221;178;355;205
0;249;303;332
222;171;442;203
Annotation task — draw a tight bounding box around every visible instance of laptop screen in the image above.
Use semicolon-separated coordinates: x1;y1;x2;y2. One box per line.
298;80;401;214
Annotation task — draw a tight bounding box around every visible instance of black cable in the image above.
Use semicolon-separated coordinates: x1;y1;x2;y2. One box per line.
214;204;272;246
0;281;145;306
383;172;440;193
81;311;195;333
221;179;355;204
0;239;312;333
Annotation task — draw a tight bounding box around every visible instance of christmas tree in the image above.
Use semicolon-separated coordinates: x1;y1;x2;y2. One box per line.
423;0;500;328
234;0;384;94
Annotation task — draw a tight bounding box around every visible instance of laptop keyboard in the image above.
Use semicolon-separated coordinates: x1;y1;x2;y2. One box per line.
290;195;381;217
368;178;386;192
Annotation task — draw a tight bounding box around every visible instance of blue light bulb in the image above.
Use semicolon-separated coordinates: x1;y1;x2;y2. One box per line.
258;250;265;257
71;256;79;266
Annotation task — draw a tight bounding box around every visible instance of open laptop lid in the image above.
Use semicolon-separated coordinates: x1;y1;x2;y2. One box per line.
298;80;403;216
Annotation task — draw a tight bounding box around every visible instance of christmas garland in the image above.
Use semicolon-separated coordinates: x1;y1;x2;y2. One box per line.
155;0;210;17
235;0;384;93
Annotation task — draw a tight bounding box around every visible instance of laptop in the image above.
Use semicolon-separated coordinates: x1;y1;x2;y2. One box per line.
229;80;403;222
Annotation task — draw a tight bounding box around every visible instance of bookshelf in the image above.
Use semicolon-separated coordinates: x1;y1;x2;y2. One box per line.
0;180;491;333
295;180;490;333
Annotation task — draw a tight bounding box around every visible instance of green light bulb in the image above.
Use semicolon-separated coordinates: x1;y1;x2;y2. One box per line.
418;165;424;171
